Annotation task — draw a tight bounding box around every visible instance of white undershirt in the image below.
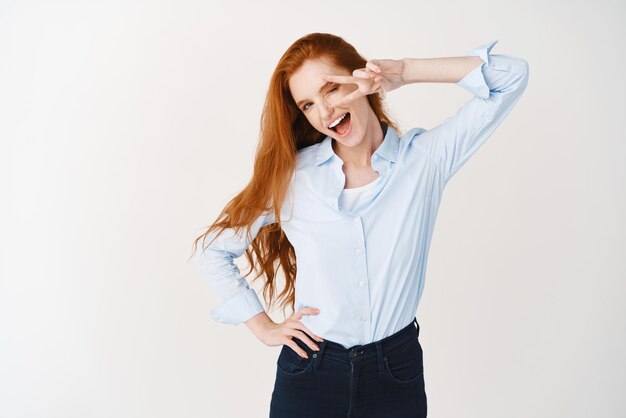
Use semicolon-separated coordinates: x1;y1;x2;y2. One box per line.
338;175;382;214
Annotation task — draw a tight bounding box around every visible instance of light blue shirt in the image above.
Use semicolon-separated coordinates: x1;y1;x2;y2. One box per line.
195;40;529;349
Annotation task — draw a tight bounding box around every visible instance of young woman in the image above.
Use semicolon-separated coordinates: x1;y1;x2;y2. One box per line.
192;33;529;417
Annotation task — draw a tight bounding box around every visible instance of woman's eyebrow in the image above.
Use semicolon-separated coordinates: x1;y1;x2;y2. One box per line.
296;81;334;107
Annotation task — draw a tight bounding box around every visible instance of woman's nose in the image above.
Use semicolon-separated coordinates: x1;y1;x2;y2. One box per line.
320;100;334;117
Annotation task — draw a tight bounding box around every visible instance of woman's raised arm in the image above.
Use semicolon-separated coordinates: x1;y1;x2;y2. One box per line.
400;52;485;84
407;40;530;183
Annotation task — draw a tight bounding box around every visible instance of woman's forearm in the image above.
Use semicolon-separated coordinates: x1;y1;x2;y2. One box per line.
401;55;485;85
245;311;275;340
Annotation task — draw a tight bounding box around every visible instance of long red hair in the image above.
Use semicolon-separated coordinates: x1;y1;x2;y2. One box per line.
190;32;400;319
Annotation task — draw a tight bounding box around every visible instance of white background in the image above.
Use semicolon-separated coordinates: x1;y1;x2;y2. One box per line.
1;0;625;417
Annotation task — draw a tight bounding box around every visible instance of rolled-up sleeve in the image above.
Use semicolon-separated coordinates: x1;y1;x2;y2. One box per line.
195;209;276;325
411;40;530;183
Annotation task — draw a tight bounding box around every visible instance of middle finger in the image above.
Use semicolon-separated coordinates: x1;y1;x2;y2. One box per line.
297;322;324;343
320;73;357;85
330;79;381;108
352;68;372;79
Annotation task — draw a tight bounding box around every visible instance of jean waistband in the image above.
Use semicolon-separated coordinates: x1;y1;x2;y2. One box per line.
297;317;420;371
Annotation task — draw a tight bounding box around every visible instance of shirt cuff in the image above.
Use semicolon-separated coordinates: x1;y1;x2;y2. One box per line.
209;287;266;325
456;39;499;99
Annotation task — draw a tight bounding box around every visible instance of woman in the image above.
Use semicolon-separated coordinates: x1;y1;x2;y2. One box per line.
192;33;529;417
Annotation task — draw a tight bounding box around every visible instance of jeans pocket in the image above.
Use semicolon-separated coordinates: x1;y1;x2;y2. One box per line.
276;345;315;376
383;338;424;384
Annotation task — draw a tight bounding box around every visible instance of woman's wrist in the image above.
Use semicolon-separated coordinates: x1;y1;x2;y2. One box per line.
245;311;275;341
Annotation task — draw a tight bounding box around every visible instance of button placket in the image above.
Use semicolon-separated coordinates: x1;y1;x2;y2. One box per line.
352;215;371;341
355;246;365;293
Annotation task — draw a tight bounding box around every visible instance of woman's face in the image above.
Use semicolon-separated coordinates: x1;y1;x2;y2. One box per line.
289;57;374;148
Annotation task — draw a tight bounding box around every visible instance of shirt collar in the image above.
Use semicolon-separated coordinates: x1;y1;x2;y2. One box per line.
314;122;398;166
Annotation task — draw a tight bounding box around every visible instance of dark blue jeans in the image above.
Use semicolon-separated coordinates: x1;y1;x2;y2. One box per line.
269;317;427;418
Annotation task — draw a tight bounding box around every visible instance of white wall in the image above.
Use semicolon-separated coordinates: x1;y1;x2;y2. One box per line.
1;0;624;417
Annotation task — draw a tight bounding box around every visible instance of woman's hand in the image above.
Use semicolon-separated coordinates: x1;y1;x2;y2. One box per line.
255;307;324;358
321;58;405;108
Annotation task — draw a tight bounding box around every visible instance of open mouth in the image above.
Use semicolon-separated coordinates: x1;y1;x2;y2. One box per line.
329;112;351;137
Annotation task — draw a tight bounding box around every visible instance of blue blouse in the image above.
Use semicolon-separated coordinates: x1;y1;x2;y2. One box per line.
195;40;529;349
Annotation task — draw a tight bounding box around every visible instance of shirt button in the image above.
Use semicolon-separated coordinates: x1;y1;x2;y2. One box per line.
355;248;363;255
361;315;368;321
358;280;366;287
353;218;359;224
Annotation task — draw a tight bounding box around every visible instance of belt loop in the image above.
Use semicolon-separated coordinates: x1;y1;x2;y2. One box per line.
313;339;327;371
375;341;385;374
413;317;420;336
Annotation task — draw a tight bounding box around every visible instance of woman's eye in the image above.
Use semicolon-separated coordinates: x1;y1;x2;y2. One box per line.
302;88;336;111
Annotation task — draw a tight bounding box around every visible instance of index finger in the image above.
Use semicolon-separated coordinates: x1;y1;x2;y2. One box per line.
293;307;320;321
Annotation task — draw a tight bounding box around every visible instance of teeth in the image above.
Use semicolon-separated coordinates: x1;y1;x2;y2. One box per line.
329;113;348;129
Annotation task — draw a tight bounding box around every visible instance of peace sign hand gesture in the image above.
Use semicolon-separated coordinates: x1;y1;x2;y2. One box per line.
321;58;405;108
